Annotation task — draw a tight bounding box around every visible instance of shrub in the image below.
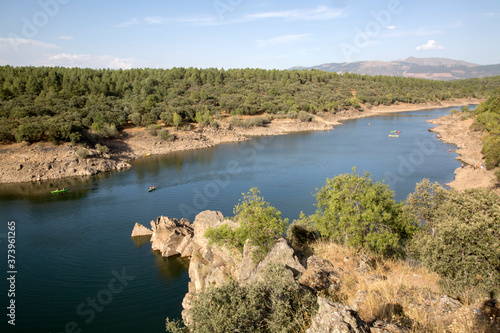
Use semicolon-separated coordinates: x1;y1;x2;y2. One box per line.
165;264;317;333
287;110;298;119
286;221;318;251
95;143;109;153
298;111;313;122
147;124;160;136
158;128;175;141
76;147;88;159
301;168;415;257
205;188;288;261
409;188;500;300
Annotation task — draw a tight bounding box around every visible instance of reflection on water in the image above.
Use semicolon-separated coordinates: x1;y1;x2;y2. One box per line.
131;235;152;248
154;252;190;279
0;171;116;201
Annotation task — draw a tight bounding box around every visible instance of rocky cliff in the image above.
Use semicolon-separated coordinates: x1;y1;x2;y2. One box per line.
133;210;486;332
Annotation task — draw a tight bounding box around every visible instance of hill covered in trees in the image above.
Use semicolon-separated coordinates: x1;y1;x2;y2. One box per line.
1;65;500;145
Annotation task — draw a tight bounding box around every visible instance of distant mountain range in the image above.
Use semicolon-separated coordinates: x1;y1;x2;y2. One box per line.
291;57;500;80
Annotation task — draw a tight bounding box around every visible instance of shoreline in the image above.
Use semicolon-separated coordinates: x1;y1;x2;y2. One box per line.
0;98;489;187
428;113;498;193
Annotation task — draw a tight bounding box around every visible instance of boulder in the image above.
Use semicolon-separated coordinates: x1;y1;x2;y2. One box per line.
150;216;194;257
240;237;306;282
299;255;341;293
131;223;153;237
306;297;370;333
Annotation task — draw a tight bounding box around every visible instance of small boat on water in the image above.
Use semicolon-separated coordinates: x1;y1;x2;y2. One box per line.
148;186;157;192
51;188;68;194
388;130;400;138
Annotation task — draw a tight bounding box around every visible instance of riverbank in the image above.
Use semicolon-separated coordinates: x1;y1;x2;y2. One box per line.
428;113;499;193
0;98;486;184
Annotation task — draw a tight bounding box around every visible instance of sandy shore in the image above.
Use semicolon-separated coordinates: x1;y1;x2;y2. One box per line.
428;114;498;193
0;98;492;189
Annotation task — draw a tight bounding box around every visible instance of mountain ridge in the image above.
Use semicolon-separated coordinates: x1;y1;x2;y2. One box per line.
291;57;500;80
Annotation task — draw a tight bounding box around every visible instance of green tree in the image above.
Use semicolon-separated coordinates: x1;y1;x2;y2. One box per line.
409;188;500;299
172;112;182;128
205;188;288;261
302;168;414;257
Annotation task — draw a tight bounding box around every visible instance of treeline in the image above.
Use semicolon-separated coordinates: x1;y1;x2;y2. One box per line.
1;65;500;144
471;89;500;180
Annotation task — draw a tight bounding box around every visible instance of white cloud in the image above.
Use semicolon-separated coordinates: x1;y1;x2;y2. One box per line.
385;25;396;30
416;40;445;51
45;53;139;69
256;34;311;47
116;18;140;28
0;38;61;66
56;36;74;40
0;38;60;50
247;6;344;21
145;16;165;24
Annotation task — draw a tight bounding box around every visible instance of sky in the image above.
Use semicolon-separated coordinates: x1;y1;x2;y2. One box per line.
0;0;499;70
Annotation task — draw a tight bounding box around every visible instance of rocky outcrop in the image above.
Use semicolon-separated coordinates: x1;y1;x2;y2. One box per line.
135;210;473;332
131;222;153;237
150;216;194;257
181;210;308;324
306;297;370;333
130;216;194;257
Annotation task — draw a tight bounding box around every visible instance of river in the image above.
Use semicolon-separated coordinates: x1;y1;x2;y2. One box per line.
0;106;471;333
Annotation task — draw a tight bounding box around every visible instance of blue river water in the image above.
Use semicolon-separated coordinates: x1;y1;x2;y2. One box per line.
0;106;472;333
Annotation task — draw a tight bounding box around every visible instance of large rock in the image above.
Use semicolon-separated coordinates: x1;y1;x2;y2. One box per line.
306;297;370;333
131;222;153;237
299;255;341;293
240;237;306;282
150;216;194;257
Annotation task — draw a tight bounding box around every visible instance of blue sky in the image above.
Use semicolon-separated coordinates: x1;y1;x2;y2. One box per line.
0;0;499;69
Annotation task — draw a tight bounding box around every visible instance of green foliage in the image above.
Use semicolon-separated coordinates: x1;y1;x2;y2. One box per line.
147;124;160;136
165;264;317;333
303;169;415;257
409;188;500;299
95;143;109;153
228;114;271;128
158;128;175;141
1;66;499;145
286;221;318;251
76;147;89;159
402;179;448;230
172;113;182;128
205;188;288;261
298;111;313;122
472;91;500;180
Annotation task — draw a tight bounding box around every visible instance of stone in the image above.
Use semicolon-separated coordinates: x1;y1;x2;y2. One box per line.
370;319;409;333
299;255;341;293
150;216;194;257
306;297;370;333
357;253;376;274
131;223;153;237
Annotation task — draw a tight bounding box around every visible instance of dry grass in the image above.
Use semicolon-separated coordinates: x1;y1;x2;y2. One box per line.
312;240;497;332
